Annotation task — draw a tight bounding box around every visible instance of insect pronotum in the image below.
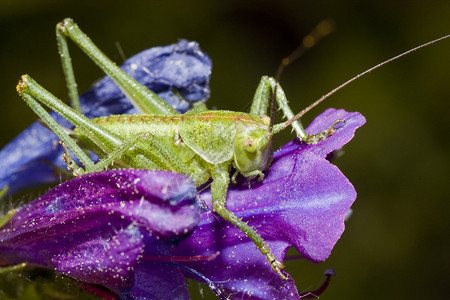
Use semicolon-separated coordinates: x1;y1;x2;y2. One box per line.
16;18;450;279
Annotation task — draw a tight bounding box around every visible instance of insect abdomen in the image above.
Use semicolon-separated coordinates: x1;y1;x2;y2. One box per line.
90;114;182;138
75;114;211;185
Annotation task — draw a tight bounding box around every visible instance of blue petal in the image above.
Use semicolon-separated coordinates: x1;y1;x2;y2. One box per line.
0;40;211;195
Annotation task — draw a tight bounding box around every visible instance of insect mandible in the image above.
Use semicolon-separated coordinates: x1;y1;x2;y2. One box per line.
16;18;450;279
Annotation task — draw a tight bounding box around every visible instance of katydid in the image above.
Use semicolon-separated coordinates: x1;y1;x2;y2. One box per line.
16;18;450;280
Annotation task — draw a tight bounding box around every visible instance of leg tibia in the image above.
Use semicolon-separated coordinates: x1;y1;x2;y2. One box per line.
18;75;124;152
56;18;177;116
210;165;287;280
56;25;81;113
17;84;94;170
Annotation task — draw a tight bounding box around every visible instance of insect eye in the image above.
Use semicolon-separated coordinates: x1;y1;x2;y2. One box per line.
243;137;257;153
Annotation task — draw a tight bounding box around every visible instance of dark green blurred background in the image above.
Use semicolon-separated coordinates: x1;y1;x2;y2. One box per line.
1;0;449;299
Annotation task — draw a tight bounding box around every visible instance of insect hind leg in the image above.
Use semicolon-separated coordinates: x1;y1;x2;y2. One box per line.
17;81;95;172
56;18;177;116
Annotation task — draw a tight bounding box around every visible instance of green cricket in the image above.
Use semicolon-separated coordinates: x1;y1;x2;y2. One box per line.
15;18;449;280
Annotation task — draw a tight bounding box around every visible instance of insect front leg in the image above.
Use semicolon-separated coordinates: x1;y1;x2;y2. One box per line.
210;164;287;280
55;18;178;116
250;76;309;140
264;75;346;144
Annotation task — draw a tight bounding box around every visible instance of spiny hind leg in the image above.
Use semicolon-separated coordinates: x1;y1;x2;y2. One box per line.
20;80;134;176
210;164;287;280
17;85;95;173
58;135;142;175
56;18;177;115
60;132;196;177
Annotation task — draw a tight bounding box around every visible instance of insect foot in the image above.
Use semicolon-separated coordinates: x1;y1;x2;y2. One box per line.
305;119;345;145
269;256;287;280
59;141;85;177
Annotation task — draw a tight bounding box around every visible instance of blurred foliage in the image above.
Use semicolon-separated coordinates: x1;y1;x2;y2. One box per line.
0;0;449;299
0;265;101;300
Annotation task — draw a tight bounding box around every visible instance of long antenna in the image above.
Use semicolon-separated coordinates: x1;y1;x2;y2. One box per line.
278;34;450;131
269;19;335;134
275;19;335;81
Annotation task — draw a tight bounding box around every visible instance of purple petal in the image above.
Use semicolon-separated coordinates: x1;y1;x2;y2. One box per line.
0;40;212;196
175;108;365;298
278;108;365;158
0;169;199;290
183;239;300;299
120;262;189;300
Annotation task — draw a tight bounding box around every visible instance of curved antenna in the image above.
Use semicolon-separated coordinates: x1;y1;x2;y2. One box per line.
269;19;335;135
275;19;335;81
277;34;450;132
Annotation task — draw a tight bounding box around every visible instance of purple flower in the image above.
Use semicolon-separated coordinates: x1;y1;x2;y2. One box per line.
173;108;366;299
0;169;201;299
0;40;211;196
0;108;365;299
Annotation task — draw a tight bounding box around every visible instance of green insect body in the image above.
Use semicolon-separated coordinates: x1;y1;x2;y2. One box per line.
76;111;272;186
16;18;344;280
